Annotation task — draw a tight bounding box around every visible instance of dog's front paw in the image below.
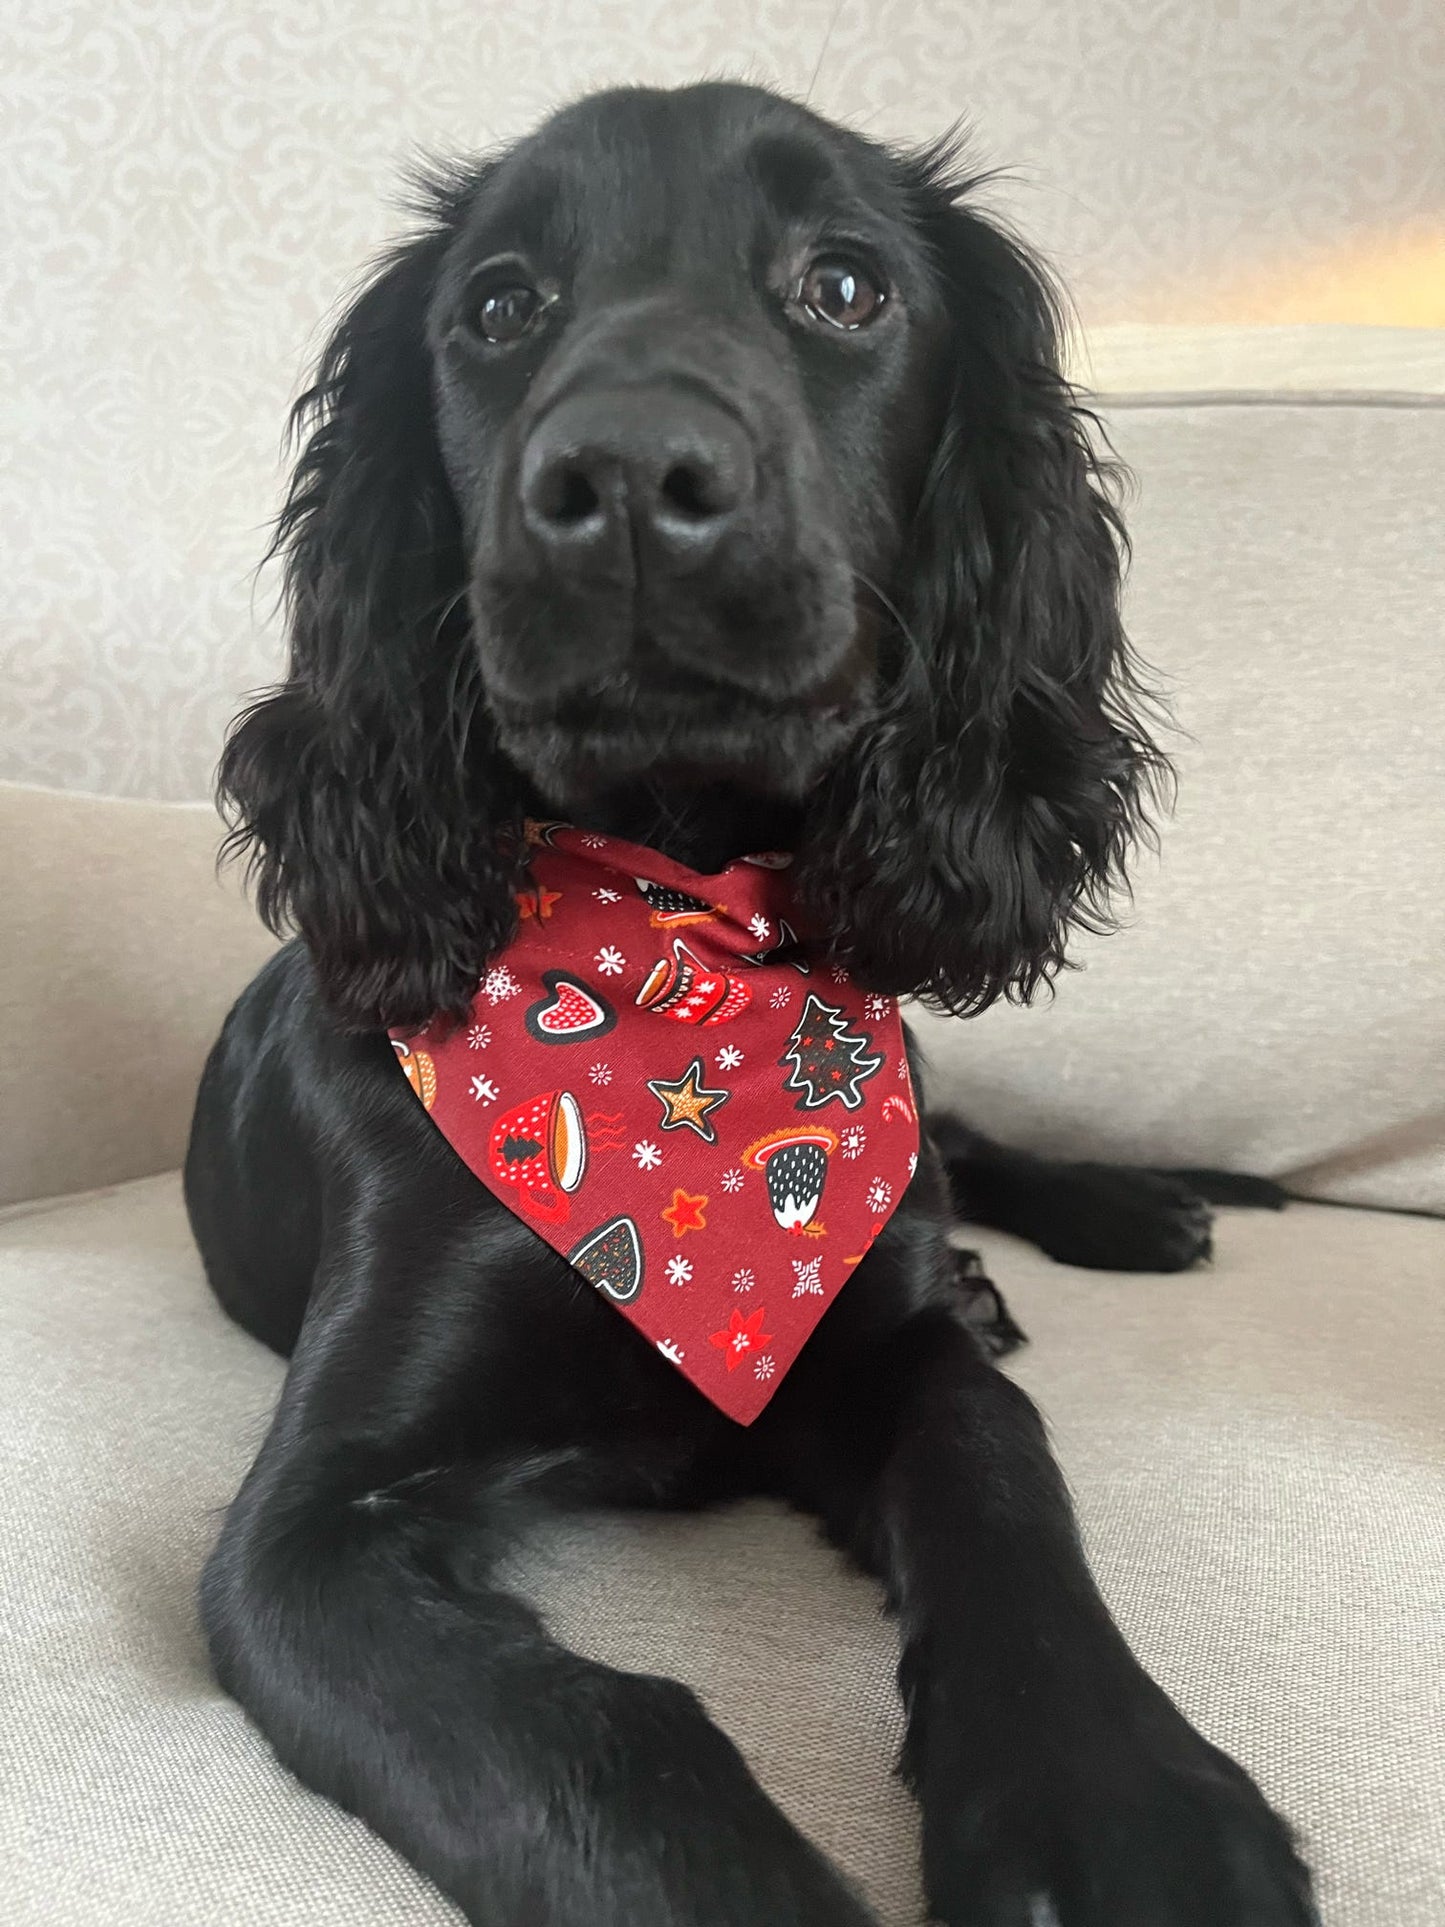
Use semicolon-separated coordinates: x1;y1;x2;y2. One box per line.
923;1708;1316;1926
1036;1164;1214;1272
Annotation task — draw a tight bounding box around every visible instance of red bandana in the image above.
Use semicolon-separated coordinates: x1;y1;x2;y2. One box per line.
389;821;919;1424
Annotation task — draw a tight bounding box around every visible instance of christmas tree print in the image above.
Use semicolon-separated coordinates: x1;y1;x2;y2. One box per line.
779;995;883;1113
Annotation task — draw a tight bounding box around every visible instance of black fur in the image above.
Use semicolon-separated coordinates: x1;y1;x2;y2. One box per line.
189;82;1314;1926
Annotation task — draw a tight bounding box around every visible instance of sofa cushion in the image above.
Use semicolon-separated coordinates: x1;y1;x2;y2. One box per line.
2;1175;1441;1925
911;392;1445;1215
0;782;276;1209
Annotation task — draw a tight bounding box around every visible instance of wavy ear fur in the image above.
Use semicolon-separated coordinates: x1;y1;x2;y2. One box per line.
802;151;1167;1013
220;171;527;1032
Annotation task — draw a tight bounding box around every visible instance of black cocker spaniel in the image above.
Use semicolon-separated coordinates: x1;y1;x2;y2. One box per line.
186;81;1313;1927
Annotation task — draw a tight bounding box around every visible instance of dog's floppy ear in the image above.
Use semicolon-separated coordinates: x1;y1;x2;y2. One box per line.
220;171;526;1032
803;156;1166;1012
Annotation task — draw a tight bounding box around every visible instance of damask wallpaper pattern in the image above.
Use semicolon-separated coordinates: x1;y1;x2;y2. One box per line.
4;0;1444;798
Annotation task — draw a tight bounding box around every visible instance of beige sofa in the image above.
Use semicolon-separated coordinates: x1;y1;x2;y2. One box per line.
3;328;1443;1927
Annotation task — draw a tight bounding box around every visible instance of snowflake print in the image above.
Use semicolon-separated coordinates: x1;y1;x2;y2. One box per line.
841;1124;867;1161
465;1023;491;1050
481;965;520;1004
867;1178;893;1214
588;1062;612;1086
469;1075;498;1104
632;1140;663;1171
829;964;850;984
792;1256;824;1297
732;1266;756;1293
593;887;622;903
907;1151;919;1177
754;1354;776;1383
716;1044;744;1071
768;986;792;1011
897;1057;909;1079
580;833;608;848
748;913;772;941
666;1255;694;1287
595;945;626;976
864;994;891;1021
720;1168;744;1194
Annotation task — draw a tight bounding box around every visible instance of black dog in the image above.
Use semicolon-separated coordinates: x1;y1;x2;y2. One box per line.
186;82;1313;1926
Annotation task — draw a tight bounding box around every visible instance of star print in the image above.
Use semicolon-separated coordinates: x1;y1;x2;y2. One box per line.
469;1074;498;1104
646;1059;731;1142
661;1188;709;1237
593;887;622;903
516;886;562;921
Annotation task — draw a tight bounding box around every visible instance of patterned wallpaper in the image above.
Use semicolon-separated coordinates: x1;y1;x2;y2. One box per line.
4;0;1443;799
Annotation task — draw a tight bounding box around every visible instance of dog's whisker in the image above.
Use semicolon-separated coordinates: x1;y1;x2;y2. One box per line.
852;569;927;668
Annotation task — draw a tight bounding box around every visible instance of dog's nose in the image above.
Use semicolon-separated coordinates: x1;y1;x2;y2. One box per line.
520;388;756;572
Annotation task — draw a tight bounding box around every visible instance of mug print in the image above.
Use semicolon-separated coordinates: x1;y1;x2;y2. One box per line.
391;1039;437;1111
488;1088;588;1223
635;939;752;1026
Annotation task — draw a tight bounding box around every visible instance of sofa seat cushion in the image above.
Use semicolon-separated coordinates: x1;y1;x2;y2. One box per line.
1;1175;1441;1925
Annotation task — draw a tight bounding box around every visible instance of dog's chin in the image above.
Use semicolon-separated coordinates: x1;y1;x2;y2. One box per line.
491;699;864;811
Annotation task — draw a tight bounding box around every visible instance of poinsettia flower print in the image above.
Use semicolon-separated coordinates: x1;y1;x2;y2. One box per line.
708;1306;773;1371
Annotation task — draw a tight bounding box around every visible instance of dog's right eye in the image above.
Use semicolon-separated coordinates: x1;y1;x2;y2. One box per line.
470;282;545;344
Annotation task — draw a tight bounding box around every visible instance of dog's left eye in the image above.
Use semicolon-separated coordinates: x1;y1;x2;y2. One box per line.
797;256;887;330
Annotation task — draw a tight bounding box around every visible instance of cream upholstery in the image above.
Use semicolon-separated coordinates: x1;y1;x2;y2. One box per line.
0;783;276;1210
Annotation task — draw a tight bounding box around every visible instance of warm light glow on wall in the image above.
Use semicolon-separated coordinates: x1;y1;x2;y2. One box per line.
1109;227;1445;327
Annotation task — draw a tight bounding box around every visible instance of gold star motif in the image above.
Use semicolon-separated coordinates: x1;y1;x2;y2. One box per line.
646;1059;731;1144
